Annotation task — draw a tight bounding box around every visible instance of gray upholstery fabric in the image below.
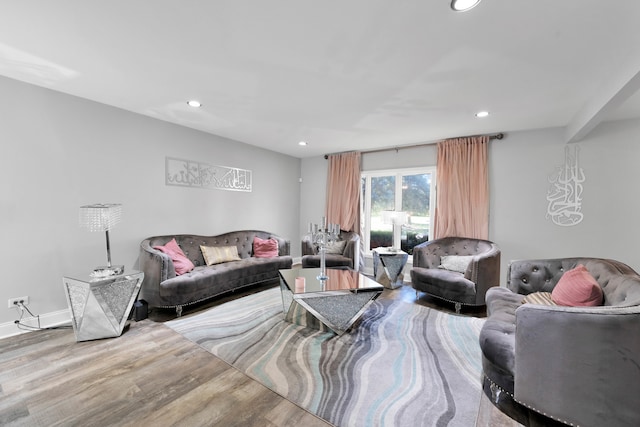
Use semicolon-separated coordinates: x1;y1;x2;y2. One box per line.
301;230;360;270
139;230;292;310
410;236;501;308
480;257;640;427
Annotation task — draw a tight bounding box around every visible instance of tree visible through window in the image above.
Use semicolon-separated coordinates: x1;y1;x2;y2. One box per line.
361;167;435;255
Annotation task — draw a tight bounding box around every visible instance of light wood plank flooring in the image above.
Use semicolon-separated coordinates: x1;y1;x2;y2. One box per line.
0;281;521;427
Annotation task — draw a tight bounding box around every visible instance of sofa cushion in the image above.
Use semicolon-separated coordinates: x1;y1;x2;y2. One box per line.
439;255;474;273
301;254;352;268
153;238;194;275
200;245;242;266
159;256;293;300
411;267;476;304
253;237;279;258
552;264;603;306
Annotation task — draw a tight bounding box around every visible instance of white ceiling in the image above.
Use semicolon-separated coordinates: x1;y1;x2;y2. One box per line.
1;1;639;158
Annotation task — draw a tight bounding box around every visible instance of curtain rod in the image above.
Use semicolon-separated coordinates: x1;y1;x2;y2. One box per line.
323;132;505;159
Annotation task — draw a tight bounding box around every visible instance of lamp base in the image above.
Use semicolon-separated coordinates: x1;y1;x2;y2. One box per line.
92;265;125;277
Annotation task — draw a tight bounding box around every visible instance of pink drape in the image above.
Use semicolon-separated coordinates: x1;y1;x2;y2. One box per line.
433;136;489;240
325;151;361;233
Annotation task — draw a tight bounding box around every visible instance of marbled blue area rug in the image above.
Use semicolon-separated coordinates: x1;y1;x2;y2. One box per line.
166;287;485;427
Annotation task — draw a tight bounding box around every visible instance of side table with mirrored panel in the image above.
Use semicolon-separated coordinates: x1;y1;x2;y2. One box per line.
63;270;143;342
373;247;409;289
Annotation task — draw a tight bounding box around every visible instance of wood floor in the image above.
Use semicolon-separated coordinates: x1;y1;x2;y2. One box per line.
0;281;521;427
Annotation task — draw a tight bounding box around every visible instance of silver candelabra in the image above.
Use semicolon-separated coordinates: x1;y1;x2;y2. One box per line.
308;217;340;280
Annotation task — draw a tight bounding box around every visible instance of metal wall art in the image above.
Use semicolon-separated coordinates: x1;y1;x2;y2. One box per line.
165;157;252;192
546;145;585;226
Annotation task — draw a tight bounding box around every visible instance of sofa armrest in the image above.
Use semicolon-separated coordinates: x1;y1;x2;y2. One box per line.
301;235;316;256
139;240;176;304
514;303;640;427
341;233;360;270
466;247;501;305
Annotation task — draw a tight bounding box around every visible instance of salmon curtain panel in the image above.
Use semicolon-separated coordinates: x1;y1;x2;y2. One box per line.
325;151;361;233
433;136;489;240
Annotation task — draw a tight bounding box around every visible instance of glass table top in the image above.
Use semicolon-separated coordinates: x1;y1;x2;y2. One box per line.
279;267;383;294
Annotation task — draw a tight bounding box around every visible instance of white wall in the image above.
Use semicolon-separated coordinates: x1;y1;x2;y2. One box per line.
491;121;640;278
300;120;640;284
299;156;328;240
0;76;301;328
4;70;640;331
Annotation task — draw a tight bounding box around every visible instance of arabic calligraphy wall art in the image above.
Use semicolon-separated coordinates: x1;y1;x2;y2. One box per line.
165;157;252;192
546;145;585;226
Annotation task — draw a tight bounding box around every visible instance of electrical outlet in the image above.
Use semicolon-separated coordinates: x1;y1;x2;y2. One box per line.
8;296;29;308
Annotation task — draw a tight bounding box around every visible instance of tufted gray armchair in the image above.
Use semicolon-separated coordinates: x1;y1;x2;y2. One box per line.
410;236;501;313
301;230;360;271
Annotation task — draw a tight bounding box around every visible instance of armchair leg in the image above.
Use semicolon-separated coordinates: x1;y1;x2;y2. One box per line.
176;305;183;317
454;302;462;314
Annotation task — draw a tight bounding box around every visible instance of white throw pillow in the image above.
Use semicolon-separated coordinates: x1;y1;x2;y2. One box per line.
439;255;474;273
324;240;347;255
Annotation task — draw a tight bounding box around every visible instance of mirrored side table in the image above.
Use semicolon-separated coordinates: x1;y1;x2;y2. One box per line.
372;247;408;289
63;270;144;342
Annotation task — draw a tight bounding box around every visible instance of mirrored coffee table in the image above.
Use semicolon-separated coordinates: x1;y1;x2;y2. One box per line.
279;267;383;335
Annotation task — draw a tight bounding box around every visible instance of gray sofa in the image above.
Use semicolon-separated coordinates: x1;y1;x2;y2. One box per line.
480;257;640;427
410;237;501;313
139;230;292;316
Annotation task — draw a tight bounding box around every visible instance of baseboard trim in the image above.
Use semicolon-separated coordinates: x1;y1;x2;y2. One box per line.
0;309;71;340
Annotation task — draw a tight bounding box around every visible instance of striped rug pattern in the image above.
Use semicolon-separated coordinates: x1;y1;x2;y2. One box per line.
166;287;485;427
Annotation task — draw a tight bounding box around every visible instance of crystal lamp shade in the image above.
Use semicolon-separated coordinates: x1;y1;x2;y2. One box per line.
382;210;408;226
79;204;122;232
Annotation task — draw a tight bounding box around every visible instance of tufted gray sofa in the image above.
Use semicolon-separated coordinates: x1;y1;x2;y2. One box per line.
480;257;640;427
139;230;292;316
410;236;501;313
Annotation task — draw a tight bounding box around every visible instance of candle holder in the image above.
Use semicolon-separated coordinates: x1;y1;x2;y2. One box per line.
308;217;341;280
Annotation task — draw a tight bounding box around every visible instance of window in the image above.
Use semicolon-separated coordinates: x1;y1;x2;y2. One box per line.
361;167;435;255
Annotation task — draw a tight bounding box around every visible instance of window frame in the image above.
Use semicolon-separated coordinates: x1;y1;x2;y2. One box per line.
361;166;436;256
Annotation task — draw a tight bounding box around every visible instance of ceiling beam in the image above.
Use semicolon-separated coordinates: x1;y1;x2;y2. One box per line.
565;64;640;143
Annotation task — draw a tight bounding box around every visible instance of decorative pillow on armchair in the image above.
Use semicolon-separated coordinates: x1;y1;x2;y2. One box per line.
324;240;347;255
153;238;195;275
439;255;474;274
253;237;279;258
551;264;603;306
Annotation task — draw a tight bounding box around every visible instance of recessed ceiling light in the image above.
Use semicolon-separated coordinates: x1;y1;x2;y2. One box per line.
298;141;308;146
451;0;482;12
475;111;489;118
187;100;201;108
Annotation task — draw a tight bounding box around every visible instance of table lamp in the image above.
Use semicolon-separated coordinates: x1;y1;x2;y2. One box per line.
79;203;124;276
382;210;408;251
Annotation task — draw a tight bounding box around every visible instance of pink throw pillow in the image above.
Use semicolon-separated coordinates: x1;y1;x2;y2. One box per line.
253;237;279;258
551;264;603;306
153;238;195;275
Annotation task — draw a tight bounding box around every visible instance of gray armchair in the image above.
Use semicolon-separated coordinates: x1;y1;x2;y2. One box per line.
410;236;500;313
301;230;360;271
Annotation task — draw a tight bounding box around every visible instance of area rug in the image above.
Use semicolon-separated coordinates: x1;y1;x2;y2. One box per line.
166;287;485;427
